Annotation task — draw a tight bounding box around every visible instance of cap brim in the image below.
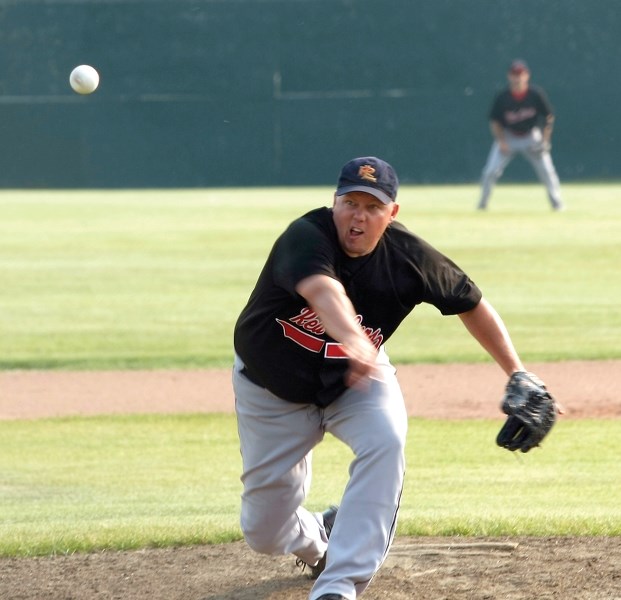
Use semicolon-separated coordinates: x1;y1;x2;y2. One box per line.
336;185;393;204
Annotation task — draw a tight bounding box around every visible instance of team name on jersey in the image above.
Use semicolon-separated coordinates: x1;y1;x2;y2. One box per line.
276;307;384;358
504;107;537;124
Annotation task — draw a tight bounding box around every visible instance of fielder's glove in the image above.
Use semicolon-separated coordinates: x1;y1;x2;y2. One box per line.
532;140;551;154
496;371;557;453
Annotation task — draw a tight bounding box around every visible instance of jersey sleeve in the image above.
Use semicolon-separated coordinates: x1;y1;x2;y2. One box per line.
416;249;481;315
489;91;505;123
272;217;337;295
424;261;482;315
396;229;482;315
533;86;554;118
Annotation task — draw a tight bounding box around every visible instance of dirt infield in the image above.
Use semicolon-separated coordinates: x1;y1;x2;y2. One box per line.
3;360;621;421
2;536;621;600
1;361;620;599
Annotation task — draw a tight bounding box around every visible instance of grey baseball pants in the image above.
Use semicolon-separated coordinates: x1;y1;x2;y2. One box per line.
232;351;407;600
478;127;564;210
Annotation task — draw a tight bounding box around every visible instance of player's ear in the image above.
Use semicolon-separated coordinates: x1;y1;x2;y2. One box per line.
390;202;400;220
333;193;338;207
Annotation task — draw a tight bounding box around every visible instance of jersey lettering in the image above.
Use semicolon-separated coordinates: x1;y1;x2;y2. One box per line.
277;309;384;358
288;306;326;335
276;319;325;353
504;107;537;124
325;342;347;358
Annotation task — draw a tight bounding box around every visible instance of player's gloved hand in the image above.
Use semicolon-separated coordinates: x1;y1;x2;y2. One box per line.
496;371;558;453
532;140;551;154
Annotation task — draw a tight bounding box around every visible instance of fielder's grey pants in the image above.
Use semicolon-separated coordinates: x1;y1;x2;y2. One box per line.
233;351;407;600
478;127;564;210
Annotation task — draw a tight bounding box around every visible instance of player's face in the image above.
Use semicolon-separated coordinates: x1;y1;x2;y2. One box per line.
332;192;399;257
508;71;530;92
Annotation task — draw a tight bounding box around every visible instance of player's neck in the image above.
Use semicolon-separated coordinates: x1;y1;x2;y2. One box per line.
510;85;529;101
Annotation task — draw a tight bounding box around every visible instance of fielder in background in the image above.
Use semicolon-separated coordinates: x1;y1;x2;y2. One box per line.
478;59;565;211
232;156;556;600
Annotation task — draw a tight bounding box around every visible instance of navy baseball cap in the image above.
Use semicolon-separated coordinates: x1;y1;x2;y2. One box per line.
336;156;399;204
509;59;529;74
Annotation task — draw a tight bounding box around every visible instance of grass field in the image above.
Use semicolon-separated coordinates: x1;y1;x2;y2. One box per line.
1;184;620;557
1;414;620;557
1;184;620;368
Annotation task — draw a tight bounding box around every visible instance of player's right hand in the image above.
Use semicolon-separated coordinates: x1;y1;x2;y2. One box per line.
342;334;380;389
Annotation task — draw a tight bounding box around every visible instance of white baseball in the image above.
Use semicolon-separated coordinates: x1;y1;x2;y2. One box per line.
69;65;100;95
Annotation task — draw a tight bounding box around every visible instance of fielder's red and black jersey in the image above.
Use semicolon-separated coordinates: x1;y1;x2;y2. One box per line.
234;207;482;406
489;84;553;134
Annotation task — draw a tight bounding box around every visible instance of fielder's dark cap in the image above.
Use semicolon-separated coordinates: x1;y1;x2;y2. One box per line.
509;59;529;74
336;156;399;204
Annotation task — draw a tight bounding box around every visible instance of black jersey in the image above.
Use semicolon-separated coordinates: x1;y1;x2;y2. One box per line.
234;207;482;407
489;85;553;134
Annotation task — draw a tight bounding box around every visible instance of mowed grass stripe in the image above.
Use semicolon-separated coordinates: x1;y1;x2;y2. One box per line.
1;184;620;368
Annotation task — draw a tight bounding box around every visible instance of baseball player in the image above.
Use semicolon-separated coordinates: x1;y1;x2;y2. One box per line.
478;59;564;211
233;156;541;600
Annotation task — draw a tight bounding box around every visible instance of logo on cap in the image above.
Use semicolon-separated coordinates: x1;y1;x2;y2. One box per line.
358;165;378;183
336;156;399;204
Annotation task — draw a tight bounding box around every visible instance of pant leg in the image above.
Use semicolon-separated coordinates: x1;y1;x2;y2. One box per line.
523;137;564;210
478;141;514;209
310;360;408;600
233;358;329;566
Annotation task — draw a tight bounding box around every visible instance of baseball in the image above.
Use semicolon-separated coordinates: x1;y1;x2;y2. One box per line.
69;65;100;95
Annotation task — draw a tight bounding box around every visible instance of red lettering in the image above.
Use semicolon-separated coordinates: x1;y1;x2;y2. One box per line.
288;307;326;335
284;308;384;355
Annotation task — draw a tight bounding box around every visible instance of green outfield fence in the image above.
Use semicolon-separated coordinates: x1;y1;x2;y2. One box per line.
0;0;619;188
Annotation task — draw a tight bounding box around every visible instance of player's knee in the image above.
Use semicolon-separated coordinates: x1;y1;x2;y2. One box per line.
386;431;406;459
364;428;406;466
241;515;279;554
242;529;279;555
240;504;288;555
482;166;502;181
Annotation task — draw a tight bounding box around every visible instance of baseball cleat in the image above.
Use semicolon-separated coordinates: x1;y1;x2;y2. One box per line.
315;595;347;600
296;505;339;579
